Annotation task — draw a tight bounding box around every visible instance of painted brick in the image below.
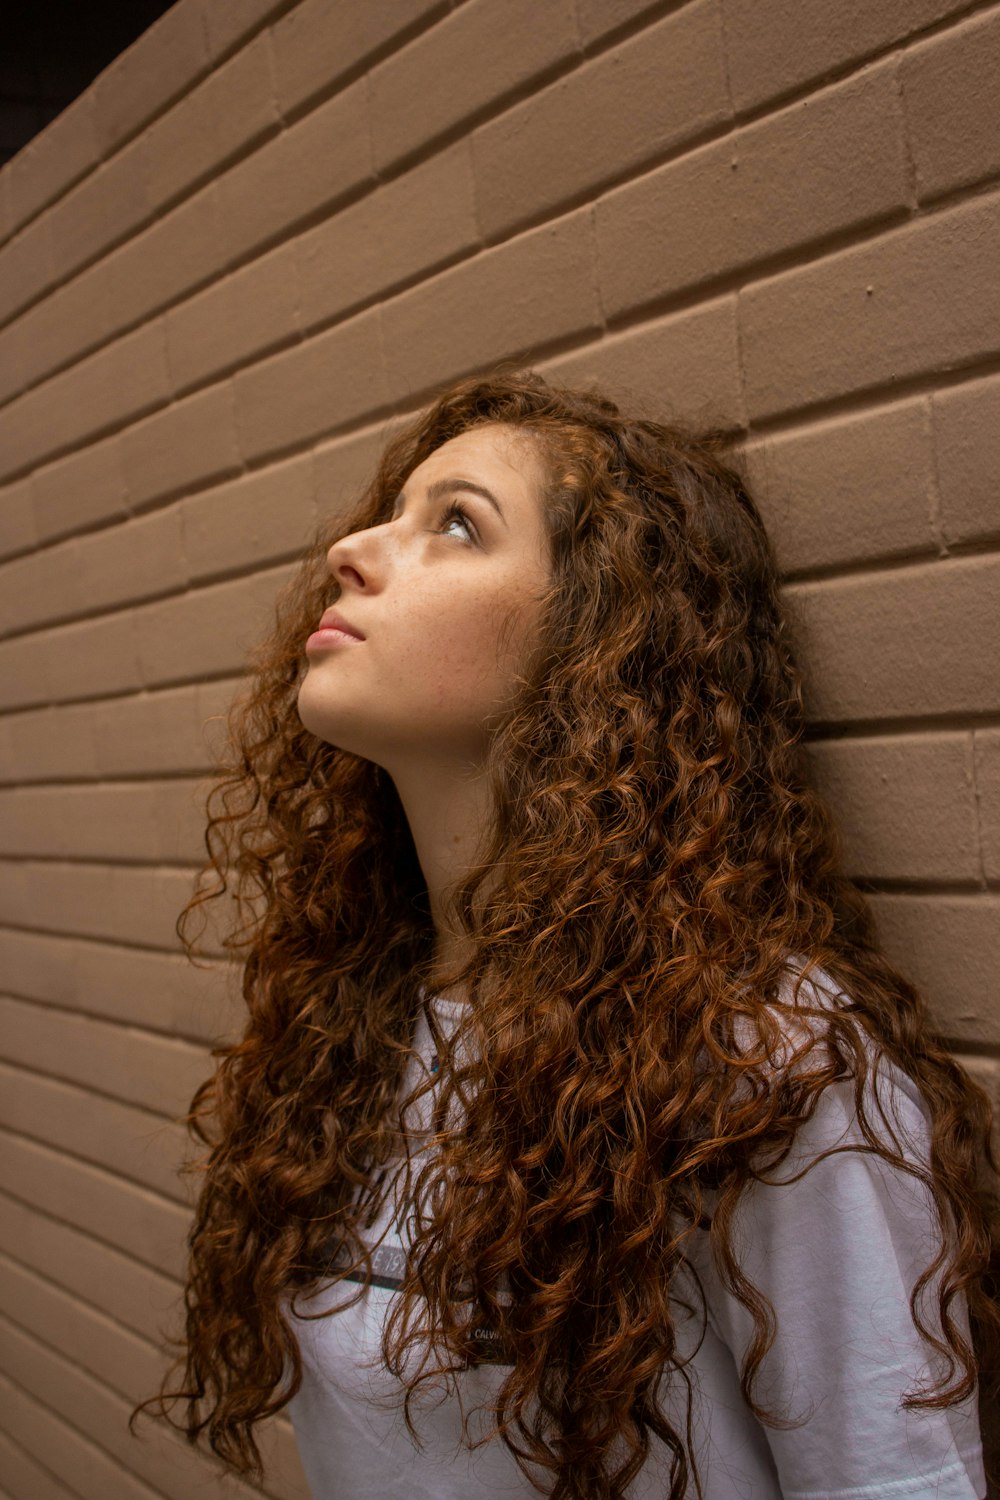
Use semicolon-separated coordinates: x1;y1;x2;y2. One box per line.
0;213;53;326
785;554;1000;723
144;31;280;212
44;133;150;288
542;295;745;432
868;892;1000;1046
182;450;315;582
722;0;971;113
0;165;8;243
0;1132;188;1277
743;399;936;575
0;258;111;405
90;0;209;156
165;238;300;394
235;305;388;462
134;563;293;688
932;374;1000;547
976;729;1000;882
0;538;87;635
0;1249;169;1414
120;382;242;510
369;0;580;174
902;9;1000;203
313;418;405;528
3;702;101;782
35;611;142;707
4;91;99;236
0;777;206;863
740;191;1000;421
382;207;601;402
89;678;240;779
598;58;907;322
202;0;295;66
0;631;55;712
475;0;730;242
217;76;373;265
296;138;479;333
0;320;171;483
30;433;129;544
803;732;979;882
0;1190;177;1350
73;504;189;614
0;995;208;1120
0;927;239;1040
271;0;443;116
99;182;228;339
0;1426;67;1500
576;0;671;48
0;860;196;951
0;478;36;562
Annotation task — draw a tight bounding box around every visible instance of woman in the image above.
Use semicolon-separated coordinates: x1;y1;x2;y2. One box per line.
137;367;998;1498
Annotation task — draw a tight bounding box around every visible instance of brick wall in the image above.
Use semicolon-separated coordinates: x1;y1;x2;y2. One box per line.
1;1;998;1495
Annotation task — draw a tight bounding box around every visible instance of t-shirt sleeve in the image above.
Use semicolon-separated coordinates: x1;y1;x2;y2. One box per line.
695;1065;987;1500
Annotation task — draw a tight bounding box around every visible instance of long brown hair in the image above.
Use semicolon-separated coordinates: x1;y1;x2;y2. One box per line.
135;366;999;1498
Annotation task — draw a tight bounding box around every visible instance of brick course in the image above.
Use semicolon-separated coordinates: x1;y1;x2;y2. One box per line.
1;2;997;1494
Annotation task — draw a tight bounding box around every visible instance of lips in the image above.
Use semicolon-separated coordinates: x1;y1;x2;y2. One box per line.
316;607;365;641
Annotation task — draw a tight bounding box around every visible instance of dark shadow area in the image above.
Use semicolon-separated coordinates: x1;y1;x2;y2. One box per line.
1;0;174;165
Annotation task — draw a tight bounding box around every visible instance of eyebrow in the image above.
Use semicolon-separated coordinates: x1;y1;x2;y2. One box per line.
394;476;508;529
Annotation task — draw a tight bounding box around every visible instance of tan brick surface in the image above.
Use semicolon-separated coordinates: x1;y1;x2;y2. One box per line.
0;258;112;405
0;320;170;483
0;1374;157;1500
0;215;53;328
0;927;239;1040
0;478;35;562
369;0;580;173
932;374;1000;547
296;137;480;333
133;563;294;689
803;732;979;882
45;134;150;288
868;892;1000;1046
0;860;198;951
4;92;99;243
217;75;373;265
99;182;229;339
0;1426;69;1500
740;190;1000;421
786;554;1000;722
165;238;299;394
203;0;296;66
597;58;907;321
144;31;280;213
234;305;388;461
120;382;242;509
976;729;1000;882
743;398;937;575
0;778;207;864
474;0;730;242
89;0;209;155
182;451;315;581
722;0;971;113
270;0;443;117
902;8;1000;203
30;433;129;544
382;207;601;402
543;295;745;431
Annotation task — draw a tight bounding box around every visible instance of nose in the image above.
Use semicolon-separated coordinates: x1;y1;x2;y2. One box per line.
326;530;371;591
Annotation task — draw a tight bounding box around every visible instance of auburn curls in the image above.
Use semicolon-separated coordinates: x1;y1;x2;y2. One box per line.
135;366;999;1498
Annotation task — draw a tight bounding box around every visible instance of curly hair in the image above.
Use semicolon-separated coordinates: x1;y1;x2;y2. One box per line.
134;366;999;1499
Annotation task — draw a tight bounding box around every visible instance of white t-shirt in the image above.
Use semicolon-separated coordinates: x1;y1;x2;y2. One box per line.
286;963;986;1499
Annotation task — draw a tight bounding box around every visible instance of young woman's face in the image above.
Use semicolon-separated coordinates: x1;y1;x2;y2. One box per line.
297;423;552;769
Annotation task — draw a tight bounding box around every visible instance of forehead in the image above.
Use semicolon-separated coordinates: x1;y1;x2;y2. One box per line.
411;423;546;500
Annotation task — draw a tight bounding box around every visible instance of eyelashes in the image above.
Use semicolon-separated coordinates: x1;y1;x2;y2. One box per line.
437;500;477;544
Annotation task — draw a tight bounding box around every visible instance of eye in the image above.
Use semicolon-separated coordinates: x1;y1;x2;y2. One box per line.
436;500;477;544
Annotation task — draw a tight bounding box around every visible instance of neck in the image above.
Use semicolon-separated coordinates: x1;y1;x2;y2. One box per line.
386;753;494;998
